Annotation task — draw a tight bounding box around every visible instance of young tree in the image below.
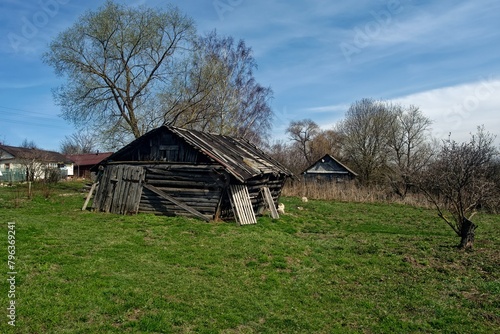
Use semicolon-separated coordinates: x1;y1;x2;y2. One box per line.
18;140;48;181
418;127;498;249
43;1;196;146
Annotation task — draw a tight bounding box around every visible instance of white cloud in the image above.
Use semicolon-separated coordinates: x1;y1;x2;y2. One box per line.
290;78;500;146
391;77;500;144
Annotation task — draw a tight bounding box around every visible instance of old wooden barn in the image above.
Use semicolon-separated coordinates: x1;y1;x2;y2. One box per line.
89;126;292;225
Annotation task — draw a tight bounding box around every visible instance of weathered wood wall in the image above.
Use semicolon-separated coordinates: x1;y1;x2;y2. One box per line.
218;174;285;220
137;163;228;220
92;162;287;222
108;131;210;163
92;165;146;214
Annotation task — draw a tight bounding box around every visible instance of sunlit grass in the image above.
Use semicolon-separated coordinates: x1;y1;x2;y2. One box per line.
0;181;498;333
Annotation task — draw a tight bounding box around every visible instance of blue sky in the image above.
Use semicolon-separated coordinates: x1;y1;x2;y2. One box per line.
1;0;499;151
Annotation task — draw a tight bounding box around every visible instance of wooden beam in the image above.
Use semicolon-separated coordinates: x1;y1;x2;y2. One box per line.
143;184;210;222
82;182;98;211
262;186;279;219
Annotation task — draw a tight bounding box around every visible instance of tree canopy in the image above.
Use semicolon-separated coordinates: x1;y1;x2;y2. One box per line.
44;1;273;149
160;31;273;145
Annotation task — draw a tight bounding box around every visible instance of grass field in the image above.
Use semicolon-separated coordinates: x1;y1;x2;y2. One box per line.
0;181;498;333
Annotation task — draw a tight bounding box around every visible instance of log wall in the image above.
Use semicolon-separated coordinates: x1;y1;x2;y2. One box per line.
138;163;228;220
94;162;288;222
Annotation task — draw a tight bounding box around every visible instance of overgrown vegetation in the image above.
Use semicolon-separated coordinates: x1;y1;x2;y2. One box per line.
0;182;498;333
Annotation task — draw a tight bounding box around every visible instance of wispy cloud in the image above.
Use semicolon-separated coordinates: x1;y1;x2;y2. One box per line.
303;104;349;114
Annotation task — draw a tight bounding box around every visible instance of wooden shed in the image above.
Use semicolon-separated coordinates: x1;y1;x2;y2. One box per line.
89;126;292;225
302;154;357;182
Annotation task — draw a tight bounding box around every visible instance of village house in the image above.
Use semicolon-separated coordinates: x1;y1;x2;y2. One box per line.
66;152;113;179
0;144;73;182
302;154;357;182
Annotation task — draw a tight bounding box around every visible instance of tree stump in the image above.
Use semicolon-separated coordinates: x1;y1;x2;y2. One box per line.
459;218;477;250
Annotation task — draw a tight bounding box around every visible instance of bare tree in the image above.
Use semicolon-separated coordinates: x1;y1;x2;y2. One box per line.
16;143;50;182
43;1;196;147
417;127;498;249
310;129;344;162
21;139;37;149
60;131;98;155
337;98;395;185
286;119;320;165
386;104;434;198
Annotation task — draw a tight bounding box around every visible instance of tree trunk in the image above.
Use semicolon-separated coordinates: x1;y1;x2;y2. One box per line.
459;218;477;250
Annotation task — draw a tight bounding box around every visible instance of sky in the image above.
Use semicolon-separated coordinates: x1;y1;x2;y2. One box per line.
0;0;499;151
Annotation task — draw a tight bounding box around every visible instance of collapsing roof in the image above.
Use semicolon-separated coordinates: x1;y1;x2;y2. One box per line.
105;125;293;182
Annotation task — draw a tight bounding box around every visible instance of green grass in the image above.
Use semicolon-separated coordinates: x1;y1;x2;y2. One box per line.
0;181;498;333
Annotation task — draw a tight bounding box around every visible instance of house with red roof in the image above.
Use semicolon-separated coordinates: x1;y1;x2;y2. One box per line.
66;152;113;179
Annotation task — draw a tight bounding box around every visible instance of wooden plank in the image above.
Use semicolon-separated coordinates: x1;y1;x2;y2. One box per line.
228;184;257;225
92;169;109;211
143;184;210;222
82;182;98;211
144;179;218;188
110;165;125;213
262;186;279;219
103;166;119;213
132;167;146;214
143;186;219;197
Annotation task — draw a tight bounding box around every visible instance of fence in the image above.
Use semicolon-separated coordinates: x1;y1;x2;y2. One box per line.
0;170;26;183
0;168;68;183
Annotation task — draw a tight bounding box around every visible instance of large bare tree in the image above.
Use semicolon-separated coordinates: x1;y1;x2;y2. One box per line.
43;1;196;147
386;104;434;198
286;119;321;166
417;127;498;249
337;98;395;185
